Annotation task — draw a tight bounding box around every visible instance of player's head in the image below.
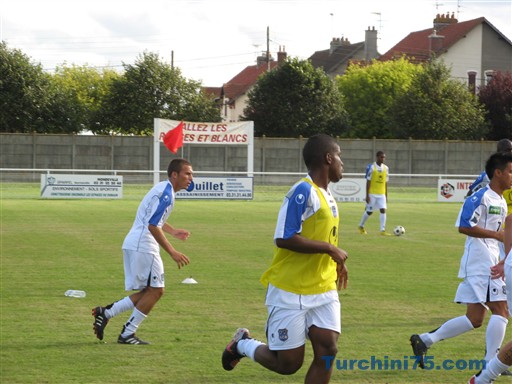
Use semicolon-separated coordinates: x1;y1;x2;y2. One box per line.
485;152;512;180
497;139;512;153
167;158;192;178
303;134;339;170
376;151;386;164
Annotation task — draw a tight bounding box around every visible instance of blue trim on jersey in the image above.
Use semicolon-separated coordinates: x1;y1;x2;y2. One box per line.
148;183;174;226
281;181;312;240
364;163;373;179
459;186;487;228
467;170;488;195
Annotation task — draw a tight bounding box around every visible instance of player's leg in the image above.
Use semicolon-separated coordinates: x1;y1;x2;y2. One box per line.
359;196;374;233
304;297;341;383
411;278;487;367
471;342;512;383
485;301;508;362
305;326;339;384
253;345;305;374
118;251;165;344
92;249;137;340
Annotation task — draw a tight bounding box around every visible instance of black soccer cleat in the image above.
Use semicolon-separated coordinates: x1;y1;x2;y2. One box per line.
117;333;150;345
92;306;109;341
410;334;428;369
222;328;251;371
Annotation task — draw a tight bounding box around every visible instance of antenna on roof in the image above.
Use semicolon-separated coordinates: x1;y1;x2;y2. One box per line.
371;12;382;39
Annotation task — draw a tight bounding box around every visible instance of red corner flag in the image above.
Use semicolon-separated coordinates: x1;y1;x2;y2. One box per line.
163;121;184;154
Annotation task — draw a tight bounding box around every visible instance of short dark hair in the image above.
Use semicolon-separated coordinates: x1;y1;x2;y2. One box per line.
485;152;512;180
302;134;338;170
167;158;191;178
376;151;385;157
497;139;512;153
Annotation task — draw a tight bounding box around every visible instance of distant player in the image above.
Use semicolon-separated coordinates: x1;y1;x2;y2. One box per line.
358;151;390;235
466;139;512;198
411;152;512;373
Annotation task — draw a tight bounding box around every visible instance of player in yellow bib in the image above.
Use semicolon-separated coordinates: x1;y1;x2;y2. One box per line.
221;134;349;384
358;151;390;235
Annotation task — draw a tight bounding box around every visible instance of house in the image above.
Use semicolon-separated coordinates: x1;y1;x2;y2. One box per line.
379;14;512;91
213;48;287;122
309;26;380;79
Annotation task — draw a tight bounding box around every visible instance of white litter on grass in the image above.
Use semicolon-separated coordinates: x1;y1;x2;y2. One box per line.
181;277;198;284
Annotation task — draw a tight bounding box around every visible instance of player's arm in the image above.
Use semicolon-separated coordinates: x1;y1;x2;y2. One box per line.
148;224;190;268
276;235;348;265
492;214;512;279
458;225;504;242
162;222;190;241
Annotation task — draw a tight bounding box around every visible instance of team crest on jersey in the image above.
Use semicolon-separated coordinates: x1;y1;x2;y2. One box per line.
489;205;502;215
295;194;305;205
278;328;288;342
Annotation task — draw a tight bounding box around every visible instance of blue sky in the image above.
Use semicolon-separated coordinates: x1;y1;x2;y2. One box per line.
1;0;510;86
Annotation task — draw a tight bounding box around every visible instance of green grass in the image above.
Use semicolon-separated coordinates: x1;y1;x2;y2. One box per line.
1;183;507;383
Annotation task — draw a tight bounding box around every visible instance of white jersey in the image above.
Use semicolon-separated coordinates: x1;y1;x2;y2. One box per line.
122;180;175;255
456;186;506;278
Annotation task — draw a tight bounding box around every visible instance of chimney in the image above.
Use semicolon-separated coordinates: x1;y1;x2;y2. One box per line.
256;51;273;67
330;37;350;54
428;29;445;56
467;71;477;95
277;46;287;64
364;26;378;61
433;12;458;31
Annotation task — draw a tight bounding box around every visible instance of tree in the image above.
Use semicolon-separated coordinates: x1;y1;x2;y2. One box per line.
478;71;512;140
101;51;220;135
0;42;51;133
242;58;347;137
50;64;120;134
391;60;487;140
336;57;421;138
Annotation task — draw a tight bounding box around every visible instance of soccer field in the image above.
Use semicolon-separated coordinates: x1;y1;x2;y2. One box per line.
1;184;508;383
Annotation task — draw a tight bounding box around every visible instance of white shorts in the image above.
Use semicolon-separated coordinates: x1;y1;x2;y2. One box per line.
454;275;506;304
123;249;165;291
265;286;341;351
365;194;387;212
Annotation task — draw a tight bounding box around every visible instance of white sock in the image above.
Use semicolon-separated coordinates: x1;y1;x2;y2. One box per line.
477;355;510;383
121;308;147;337
380;213;386;231
237;338;265;361
105;296;134;319
359;212;370;227
485;315;508;362
421;315;474;346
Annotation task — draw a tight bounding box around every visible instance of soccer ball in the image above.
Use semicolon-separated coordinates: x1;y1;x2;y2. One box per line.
394;225;405;236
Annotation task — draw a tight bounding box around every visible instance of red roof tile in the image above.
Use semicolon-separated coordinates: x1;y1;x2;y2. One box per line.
223;62;279;101
380;17;486;62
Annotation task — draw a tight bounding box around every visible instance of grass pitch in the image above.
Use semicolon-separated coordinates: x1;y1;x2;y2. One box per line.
1;184;508;383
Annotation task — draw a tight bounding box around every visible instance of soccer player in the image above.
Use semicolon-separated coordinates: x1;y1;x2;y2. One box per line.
91;158;192;344
358;151;390;235
466;139;512;198
411;151;512;370
469;214;512;383
221;134;349;384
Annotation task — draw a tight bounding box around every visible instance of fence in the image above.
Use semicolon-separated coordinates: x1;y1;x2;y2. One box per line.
0;133;496;186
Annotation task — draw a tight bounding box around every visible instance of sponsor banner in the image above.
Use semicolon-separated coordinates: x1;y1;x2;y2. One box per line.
330;178;366;202
40;174;123;199
437;179;474;202
156;119;252;145
176;177;253;199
